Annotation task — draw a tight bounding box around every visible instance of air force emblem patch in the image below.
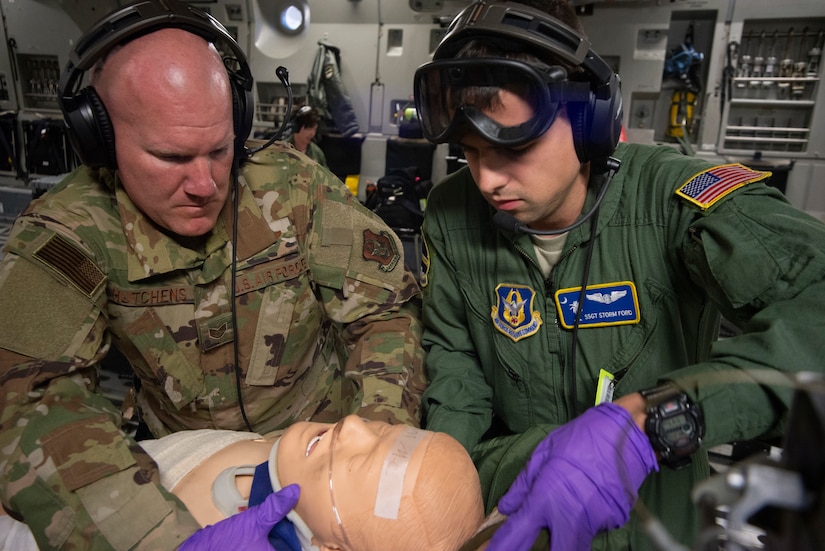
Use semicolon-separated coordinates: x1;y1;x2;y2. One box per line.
555;281;640;329
491;284;543;342
362;229;400;272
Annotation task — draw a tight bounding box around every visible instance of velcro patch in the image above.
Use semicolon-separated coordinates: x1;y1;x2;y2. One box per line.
33;234;105;298
362;229;400;272
555;281;640;329
676;163;771;210
491;284;542;342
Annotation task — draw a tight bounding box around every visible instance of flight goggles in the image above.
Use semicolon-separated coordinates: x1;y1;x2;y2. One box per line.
413;57;591;147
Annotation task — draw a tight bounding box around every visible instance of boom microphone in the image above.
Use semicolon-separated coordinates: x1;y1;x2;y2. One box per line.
246;65;293;157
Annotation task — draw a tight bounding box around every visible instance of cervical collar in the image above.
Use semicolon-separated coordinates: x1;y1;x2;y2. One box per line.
211;438;319;551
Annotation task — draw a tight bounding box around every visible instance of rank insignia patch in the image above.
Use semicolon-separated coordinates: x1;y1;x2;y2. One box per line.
555;281;640;329
363;229;400;272
676;163;770;210
491;284;543;342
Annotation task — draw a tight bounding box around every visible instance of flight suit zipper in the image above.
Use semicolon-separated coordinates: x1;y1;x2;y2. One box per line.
547;245;578;417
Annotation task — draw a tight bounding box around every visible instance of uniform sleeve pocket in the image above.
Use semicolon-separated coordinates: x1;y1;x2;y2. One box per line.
41;415;136;492
359;333;406;408
76;468;173;551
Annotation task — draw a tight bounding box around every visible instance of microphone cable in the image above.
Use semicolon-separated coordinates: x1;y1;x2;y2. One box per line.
228;66;293;432
230;153;254;433
568;205;599;417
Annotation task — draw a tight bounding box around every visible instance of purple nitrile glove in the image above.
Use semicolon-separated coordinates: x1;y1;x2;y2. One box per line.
179;484;300;551
487;403;659;551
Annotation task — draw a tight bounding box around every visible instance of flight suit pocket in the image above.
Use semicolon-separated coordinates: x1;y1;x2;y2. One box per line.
605;278;666;392
125;309;205;410
458;272;532;382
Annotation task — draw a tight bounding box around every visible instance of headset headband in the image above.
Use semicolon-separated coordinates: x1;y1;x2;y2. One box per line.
57;0;255;169
434;1;613;92
59;0;252;113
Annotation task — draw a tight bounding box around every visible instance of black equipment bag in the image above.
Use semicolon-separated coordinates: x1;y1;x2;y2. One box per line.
364;166;432;232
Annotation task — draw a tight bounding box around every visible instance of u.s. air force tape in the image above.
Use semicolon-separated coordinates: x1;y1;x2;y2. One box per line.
373;427;428;519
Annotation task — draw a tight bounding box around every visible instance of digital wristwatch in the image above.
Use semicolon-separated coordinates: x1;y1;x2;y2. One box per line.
640;383;705;470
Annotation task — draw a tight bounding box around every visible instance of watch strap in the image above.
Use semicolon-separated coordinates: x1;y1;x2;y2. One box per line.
639;382;680;404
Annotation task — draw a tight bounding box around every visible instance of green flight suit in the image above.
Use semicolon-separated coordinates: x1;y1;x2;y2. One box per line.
287;135;328;169
0;141;425;550
421;142;825;550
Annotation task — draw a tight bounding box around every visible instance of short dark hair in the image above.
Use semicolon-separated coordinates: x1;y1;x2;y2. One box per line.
292;105;321;131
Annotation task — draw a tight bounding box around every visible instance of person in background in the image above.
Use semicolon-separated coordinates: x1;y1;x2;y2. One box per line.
288;104;329;168
0;1;425;548
413;0;825;549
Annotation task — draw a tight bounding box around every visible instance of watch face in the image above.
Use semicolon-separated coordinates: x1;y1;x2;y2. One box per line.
643;387;704;469
661;412;697;446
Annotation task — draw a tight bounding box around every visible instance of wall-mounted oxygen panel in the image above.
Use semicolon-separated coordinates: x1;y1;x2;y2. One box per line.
721;19;824;156
17;54;60;110
255;82;307;128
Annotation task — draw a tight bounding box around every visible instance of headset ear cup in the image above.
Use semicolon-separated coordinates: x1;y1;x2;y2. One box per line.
588;73;623;160
230;74;254;157
64;86;117;170
567;100;590;163
87;87;118;169
568;73;623;164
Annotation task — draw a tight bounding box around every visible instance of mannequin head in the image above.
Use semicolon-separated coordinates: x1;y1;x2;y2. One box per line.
277;415;484;551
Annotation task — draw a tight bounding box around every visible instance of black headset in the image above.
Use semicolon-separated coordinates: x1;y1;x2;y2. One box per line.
58;0;254;170
434;0;622;163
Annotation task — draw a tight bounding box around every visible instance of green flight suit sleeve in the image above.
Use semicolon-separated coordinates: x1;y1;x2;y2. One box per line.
420;172;495;451
309;141;328;169
0;217;200;550
666;176;825;447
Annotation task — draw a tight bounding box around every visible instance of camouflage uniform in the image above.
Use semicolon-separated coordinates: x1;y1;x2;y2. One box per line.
0;141;426;550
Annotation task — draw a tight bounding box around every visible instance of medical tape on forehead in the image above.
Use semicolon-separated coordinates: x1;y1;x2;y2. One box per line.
373;426;428;519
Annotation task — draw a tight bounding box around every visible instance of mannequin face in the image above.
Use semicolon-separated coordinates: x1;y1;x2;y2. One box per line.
277;415;434;549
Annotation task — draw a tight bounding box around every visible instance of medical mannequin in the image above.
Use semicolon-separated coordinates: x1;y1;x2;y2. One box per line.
140;416;484;551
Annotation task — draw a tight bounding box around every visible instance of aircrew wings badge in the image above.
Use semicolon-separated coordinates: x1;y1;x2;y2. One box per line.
676;163;771;210
491;284;542;342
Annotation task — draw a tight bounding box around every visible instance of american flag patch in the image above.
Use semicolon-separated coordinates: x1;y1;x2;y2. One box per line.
676;164;771;209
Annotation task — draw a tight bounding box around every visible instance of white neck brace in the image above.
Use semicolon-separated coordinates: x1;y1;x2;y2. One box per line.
268;439;320;551
210;438;319;551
